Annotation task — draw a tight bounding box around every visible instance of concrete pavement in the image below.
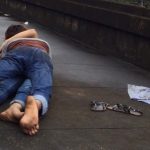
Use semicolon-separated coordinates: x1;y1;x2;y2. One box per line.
0;12;150;150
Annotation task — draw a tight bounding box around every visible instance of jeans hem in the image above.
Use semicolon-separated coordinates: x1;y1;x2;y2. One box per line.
10;100;25;109
33;94;48;115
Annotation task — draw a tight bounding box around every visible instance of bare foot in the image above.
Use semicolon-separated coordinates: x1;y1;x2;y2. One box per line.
0;103;24;123
20;96;41;136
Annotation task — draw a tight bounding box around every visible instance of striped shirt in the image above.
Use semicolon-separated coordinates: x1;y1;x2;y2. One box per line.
0;38;52;58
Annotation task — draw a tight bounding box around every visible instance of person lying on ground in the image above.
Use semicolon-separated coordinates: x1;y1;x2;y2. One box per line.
0;25;32;123
0;24;53;136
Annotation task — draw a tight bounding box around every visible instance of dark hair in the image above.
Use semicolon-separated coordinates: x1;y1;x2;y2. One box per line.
5;24;28;40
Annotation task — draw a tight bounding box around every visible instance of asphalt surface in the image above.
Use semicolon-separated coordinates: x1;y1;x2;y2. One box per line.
0;12;150;150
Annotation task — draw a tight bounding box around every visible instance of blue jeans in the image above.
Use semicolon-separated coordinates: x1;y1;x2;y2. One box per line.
11;79;32;109
0;77;24;104
0;46;53;115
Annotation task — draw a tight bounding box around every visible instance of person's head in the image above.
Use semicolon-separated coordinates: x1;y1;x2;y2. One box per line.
5;24;28;40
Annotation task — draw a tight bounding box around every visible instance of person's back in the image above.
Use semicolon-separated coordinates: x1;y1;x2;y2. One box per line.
0;24;52;58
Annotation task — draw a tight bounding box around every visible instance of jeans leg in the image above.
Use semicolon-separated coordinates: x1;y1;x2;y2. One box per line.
0;48;29;105
10;79;32;109
0;57;22;79
27;51;53;115
0;77;24;105
30;66;53;115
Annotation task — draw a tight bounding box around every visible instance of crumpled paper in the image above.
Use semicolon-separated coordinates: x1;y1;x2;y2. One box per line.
128;84;150;104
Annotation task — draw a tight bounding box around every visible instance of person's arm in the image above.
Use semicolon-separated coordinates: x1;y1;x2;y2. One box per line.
0;29;38;52
6;29;38;41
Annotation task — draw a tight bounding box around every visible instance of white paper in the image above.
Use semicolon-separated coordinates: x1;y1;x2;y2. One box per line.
128;84;150;104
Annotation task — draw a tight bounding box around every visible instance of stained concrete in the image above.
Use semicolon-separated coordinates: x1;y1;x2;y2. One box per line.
0;13;150;150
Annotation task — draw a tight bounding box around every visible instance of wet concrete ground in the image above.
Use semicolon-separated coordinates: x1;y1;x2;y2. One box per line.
0;12;150;150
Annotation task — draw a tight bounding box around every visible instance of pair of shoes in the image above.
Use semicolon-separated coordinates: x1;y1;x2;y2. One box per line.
90;101;143;116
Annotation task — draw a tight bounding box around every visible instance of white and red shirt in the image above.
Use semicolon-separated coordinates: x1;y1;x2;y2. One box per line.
0;38;52;58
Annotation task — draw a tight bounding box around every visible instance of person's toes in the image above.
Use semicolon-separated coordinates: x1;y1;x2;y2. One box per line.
23;128;32;135
24;129;29;135
35;124;39;130
22;126;39;136
0;114;7;121
28;128;35;136
0;112;8;120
